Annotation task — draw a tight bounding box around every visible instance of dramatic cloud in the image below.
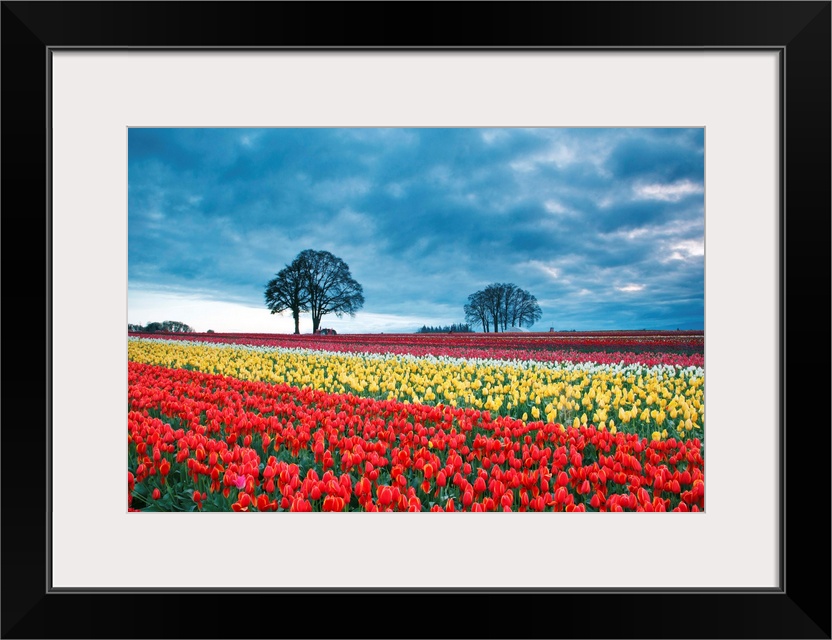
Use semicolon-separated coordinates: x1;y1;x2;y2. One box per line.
128;128;704;332
634;179;705;202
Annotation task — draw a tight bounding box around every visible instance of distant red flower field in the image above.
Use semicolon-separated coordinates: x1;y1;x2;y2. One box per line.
128;330;704;367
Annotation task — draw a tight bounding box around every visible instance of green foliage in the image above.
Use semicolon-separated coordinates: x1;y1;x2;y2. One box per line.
417;323;472;333
129;320;195;334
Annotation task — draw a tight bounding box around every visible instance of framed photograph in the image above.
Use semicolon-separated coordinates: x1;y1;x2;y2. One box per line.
3;2;829;638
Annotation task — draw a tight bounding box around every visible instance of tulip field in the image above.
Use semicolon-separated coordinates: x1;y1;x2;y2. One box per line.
127;331;704;512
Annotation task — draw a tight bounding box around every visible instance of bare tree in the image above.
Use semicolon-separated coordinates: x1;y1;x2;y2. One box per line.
464;283;542;332
266;249;364;334
514;289;542;328
300;249;365;333
498;283;520;331
264;255;311;334
464;290;490;332
483;283;506;333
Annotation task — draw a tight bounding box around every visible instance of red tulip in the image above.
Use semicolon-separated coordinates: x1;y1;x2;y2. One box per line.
355;477;371;497
322;496;345;512
379;486;393;507
693;480;704;498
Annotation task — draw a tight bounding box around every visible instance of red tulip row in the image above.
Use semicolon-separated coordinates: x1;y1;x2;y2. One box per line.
128;361;704;512
128;331;704;367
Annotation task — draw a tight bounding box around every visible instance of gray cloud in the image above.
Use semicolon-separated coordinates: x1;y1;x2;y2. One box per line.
129;127;704;331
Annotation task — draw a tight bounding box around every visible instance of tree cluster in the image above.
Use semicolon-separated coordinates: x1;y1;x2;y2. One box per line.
264;249;364;334
417;323;472;334
128;320;194;334
464;283;542;333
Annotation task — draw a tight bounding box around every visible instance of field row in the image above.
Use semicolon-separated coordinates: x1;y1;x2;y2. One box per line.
128;362;704;512
128;337;704;443
132;331;704;367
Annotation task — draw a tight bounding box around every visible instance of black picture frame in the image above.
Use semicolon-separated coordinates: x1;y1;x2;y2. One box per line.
2;2;829;638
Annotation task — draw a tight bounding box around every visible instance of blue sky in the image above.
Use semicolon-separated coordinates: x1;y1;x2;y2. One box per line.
128;128;704;333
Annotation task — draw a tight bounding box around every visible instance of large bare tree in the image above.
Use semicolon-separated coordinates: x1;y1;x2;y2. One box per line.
265;249;364;334
300;249;364;333
264;254;311;334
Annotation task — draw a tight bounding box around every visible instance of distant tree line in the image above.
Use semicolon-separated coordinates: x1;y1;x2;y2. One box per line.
464;283;542;333
417;323;472;334
128;320;194;333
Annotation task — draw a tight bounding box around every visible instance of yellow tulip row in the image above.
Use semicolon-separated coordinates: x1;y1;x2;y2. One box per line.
128;338;704;440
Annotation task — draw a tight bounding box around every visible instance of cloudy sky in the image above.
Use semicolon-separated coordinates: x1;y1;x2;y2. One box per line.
128;128;704;334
